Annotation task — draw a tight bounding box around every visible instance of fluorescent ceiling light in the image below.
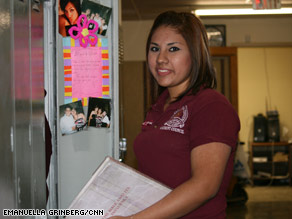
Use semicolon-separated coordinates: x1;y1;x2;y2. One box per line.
193;8;292;16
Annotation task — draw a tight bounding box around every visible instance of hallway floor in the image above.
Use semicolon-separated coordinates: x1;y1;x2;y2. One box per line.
226;185;292;219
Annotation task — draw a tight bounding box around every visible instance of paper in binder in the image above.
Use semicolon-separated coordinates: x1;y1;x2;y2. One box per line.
67;156;171;218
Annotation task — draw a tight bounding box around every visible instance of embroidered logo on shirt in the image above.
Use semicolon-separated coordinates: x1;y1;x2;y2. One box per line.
142;121;153;126
160;105;188;134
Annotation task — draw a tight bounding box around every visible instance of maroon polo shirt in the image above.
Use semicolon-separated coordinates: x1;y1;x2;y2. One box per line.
134;88;240;218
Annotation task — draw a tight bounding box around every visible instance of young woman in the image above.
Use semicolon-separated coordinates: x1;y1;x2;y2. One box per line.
88;106;103;128
88;106;99;127
59;0;81;37
71;108;87;131
111;11;240;219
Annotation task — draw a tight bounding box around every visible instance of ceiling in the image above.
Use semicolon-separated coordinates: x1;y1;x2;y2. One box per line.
121;0;292;20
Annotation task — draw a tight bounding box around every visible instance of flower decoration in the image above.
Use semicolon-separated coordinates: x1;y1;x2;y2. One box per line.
68;14;99;48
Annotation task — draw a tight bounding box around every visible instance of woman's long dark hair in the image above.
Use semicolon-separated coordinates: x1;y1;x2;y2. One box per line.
146;11;217;102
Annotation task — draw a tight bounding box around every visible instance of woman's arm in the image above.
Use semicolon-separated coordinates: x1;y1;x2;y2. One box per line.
110;142;231;219
79;113;86;121
88;111;94;125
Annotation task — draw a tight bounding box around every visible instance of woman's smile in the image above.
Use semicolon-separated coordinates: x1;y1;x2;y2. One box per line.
157;68;172;76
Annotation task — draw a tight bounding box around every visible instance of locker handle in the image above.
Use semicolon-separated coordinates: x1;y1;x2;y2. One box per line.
119;138;127;162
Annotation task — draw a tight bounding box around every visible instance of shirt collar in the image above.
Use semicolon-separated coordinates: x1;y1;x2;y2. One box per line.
151;89;189;112
151;86;207;112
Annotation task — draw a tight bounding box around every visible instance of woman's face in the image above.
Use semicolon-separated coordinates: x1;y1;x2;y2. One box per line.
71;109;77;116
148;26;192;96
64;2;79;25
85;9;90;15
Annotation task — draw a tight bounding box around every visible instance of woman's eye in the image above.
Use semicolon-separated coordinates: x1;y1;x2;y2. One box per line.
150;46;159;52
169;47;180;52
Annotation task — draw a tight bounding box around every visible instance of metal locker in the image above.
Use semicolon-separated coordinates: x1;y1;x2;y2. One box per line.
0;0;16;213
0;0;46;212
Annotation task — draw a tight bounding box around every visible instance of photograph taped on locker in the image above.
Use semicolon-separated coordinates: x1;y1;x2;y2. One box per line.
81;0;112;36
87;97;111;128
59;100;87;136
59;0;81;37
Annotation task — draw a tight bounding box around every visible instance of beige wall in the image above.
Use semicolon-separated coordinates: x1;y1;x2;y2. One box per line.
238;47;292;150
202;17;292;47
122;17;292;61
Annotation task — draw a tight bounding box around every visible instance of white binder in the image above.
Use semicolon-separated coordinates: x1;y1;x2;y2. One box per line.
68;156;171;218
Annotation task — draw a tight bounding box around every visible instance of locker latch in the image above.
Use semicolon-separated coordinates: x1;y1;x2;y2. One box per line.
119;138;127;162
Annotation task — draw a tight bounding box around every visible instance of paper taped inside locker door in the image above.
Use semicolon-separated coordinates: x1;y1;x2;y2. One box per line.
67;156;171;218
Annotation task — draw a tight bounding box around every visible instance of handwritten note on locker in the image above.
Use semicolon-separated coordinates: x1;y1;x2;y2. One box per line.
63;37;110;106
71;47;103;98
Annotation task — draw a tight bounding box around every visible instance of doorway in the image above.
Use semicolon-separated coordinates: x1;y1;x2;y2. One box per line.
119;61;147;169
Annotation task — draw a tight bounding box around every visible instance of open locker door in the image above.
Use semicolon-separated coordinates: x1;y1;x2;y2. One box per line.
45;0;120;209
